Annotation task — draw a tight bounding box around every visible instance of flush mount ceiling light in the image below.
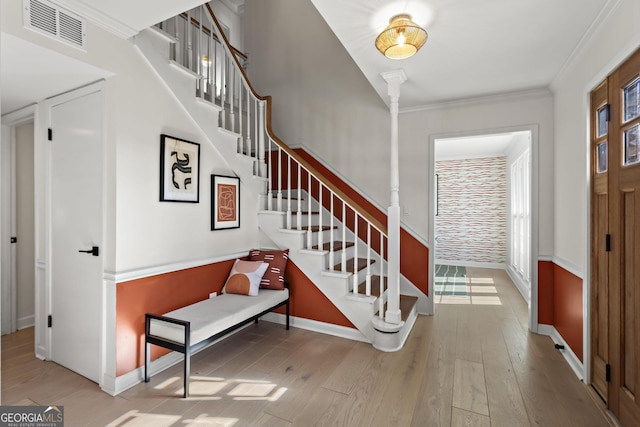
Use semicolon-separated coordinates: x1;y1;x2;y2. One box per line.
375;14;427;60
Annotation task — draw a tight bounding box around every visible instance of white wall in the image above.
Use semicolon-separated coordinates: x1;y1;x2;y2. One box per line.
211;0;245;51
244;0;392;204
551;0;640;272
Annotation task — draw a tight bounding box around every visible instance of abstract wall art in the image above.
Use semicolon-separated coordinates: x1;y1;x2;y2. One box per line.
160;134;200;203
211;175;240;230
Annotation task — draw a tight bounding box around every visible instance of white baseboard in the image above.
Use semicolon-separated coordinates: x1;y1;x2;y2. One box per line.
17;315;34;330
435;259;506;269
505;266;530;303
538;324;584;380
261;313;370;343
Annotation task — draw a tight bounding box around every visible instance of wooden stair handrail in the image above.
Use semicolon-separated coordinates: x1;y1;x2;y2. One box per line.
204;4;388;235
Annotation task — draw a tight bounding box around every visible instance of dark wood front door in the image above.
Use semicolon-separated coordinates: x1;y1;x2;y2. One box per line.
591;48;640;426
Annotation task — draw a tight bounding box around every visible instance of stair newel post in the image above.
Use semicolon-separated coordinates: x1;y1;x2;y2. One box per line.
296;163;302;231
381;70;406;325
306;172;312;248
318;183;323;249
277;147;282;211
267;138;273;210
286;156;292;229
341;202;347;273
366;223;372;296
353;212;359;294
258;100;267;177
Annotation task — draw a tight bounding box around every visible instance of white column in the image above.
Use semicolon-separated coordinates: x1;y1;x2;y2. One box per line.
381;69;406;325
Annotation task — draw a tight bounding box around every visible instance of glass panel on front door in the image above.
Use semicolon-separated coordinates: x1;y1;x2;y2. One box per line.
597;141;608;173
624;78;640;122
597;105;609;137
624;124;639;166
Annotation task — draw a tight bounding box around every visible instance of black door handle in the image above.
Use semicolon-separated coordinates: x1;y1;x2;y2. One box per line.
79;246;99;256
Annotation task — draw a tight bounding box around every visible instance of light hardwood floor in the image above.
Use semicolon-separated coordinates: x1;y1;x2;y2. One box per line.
2;268;614;426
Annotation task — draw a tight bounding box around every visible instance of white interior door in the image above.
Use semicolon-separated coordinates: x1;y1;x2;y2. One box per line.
50;89;103;383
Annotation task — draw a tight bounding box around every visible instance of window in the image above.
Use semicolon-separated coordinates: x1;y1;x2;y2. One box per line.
510;149;530;280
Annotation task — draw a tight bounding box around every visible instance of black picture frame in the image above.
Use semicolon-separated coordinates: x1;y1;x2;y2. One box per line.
211;175;240;230
160;134;200;203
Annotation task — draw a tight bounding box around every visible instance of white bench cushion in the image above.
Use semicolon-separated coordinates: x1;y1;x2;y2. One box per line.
148;289;289;345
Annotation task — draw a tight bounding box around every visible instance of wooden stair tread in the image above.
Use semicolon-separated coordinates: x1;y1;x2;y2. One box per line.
300;211;320;215
400;295;418;322
333;257;374;273
358;275;386;297
313;241;355;251
309;225;336;232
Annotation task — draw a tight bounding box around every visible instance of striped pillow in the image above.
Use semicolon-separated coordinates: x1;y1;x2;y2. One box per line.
248;249;289;290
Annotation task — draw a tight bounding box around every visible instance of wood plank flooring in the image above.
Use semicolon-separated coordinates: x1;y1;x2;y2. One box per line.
1;268;615;426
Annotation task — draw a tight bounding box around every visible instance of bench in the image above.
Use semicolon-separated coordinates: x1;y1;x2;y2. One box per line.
144;288;289;397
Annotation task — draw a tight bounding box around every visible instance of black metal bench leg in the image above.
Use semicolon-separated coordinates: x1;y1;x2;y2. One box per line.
145;342;150;382
286;299;290;330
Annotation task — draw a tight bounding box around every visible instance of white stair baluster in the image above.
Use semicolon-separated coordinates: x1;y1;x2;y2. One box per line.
173;16;180;62
186;10;193;71
353;213;358;294
221;53;226;128
318;183;323;250
277;147;282;211
329;194;334;270
341;202;347;273
366;223;372;296
379;235;385;319
267;138;273;210
238;76;243;150
229;67;235;132
258;101;266;176
245;83;251;156
296;163;302;231
307;172;312;248
286;156;291;229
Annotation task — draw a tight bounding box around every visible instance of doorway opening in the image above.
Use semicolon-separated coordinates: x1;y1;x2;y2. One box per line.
429;129;538;329
1;107;36;337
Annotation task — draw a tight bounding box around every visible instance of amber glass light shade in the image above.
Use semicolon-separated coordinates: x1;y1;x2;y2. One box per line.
375;14;427;60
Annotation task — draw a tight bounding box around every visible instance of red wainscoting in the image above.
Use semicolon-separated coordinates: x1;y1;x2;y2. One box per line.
271;148;429;297
116;257;354;376
537;260;583;362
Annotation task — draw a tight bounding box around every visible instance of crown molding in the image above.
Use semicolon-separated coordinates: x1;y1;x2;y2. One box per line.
400;87;552;114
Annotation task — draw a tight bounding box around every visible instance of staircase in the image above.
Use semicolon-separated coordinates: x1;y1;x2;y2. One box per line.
134;4;423;351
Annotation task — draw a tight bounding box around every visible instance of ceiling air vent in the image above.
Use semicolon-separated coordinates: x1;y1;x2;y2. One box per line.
23;0;87;50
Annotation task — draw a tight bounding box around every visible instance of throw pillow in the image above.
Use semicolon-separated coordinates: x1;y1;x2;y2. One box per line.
223;259;269;296
248;249;289;290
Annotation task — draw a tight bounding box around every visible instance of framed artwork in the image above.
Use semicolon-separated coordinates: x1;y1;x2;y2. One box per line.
160;134;200;202
212;175;240;230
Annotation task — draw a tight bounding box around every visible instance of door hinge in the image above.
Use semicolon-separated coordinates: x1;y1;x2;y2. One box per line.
48;128;53;141
10;237;17;243
605;234;611;252
47;315;52;328
606;364;611;382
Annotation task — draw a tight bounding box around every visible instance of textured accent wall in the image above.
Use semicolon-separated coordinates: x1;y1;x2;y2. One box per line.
435;157;507;263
